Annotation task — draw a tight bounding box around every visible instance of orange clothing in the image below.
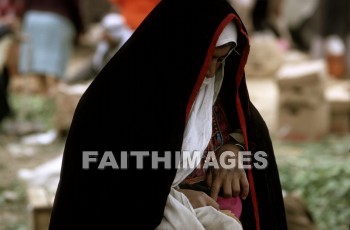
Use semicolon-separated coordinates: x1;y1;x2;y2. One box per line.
109;0;160;30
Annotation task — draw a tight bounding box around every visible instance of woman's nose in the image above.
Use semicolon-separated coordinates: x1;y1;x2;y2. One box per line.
206;60;217;78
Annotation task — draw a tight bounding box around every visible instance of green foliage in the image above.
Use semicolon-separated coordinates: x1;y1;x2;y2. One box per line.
9;93;55;130
275;135;350;230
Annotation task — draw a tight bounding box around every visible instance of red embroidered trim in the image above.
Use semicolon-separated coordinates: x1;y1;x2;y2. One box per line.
233;24;260;229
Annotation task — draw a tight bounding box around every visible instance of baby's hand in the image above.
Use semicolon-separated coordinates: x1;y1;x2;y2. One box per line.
177;189;220;210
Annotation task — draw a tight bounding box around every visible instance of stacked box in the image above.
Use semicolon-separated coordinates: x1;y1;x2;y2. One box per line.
325;83;350;134
27;187;55;230
276;60;330;141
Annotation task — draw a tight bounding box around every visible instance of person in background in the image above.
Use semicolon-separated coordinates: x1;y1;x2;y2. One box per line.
66;12;132;84
310;0;350;78
108;0;160;30
0;0;23;123
91;13;132;73
18;0;84;97
49;0;287;229
251;0;292;48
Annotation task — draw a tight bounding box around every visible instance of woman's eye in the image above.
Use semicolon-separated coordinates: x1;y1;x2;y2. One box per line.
217;57;224;63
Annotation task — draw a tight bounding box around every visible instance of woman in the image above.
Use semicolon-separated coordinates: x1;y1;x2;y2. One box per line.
18;0;84;96
49;0;287;229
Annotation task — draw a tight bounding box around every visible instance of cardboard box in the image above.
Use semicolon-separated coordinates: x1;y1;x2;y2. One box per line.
27;187;55;230
276;59;327;87
278;84;324;109
54;83;89;135
277;60;327;109
325;83;350;134
277;103;330;141
329;113;350;134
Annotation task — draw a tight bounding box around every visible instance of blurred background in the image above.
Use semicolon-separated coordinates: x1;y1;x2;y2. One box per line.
0;0;349;229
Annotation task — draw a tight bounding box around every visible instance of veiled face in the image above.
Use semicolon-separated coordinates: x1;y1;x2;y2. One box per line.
206;44;233;78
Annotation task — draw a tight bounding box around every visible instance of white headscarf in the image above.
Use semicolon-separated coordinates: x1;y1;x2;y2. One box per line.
172;22;238;186
216;22;238;48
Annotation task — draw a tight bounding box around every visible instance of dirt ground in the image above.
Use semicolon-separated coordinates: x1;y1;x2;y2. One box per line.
0;132;65;229
0;45;93;230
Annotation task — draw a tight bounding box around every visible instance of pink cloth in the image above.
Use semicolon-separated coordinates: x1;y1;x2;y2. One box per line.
217;196;242;218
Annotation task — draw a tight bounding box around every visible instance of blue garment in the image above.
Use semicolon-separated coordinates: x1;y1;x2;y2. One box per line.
19;11;75;79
